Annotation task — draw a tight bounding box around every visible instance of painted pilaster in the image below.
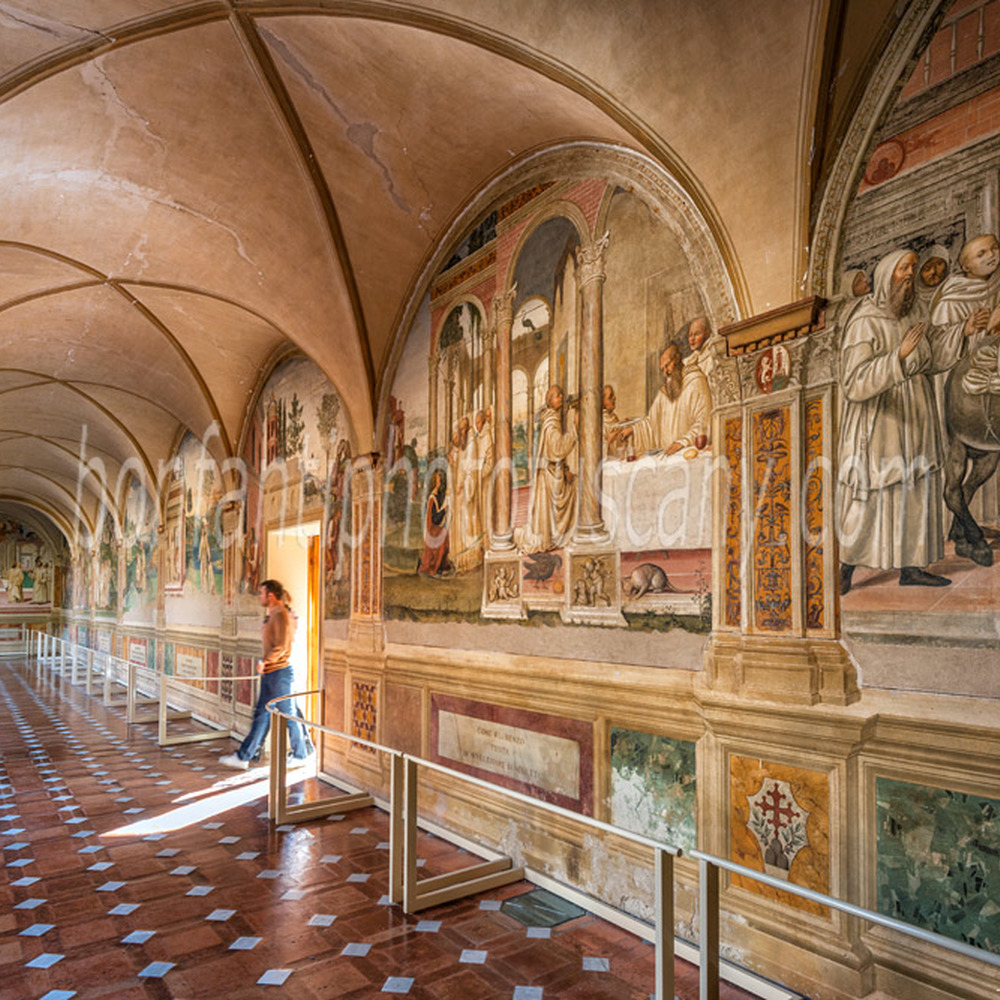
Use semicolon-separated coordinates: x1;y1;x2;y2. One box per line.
705;298;856;705
573;232;610;545
491;285;517;550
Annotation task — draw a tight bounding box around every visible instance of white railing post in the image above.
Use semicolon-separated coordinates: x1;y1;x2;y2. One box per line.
390;752;404;904
402;757;419;914
654;848;675;1000
699;858;720;1000
126;660;136;723
158;673;168;745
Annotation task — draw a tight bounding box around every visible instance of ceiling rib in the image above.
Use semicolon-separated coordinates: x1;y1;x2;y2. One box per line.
0;242;234;455
0;431;138;511
226;5;376;401
0;493;83;542
0;467;99;533
0;370;157;487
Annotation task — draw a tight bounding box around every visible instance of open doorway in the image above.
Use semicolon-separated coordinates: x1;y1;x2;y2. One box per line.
265;522;321;722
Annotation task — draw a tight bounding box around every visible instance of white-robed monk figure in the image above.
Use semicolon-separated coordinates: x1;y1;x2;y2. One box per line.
619;342;711;457
931;233;1000;394
516;385;578;553
838;248;972;594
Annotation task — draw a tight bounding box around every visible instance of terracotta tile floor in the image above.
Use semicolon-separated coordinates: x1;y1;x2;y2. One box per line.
1;660;762;999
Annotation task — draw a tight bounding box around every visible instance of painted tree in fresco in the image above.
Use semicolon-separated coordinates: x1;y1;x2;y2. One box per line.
317;392;341;479
286;394;305;457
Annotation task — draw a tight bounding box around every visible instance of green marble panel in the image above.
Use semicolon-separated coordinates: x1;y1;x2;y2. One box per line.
876;777;1000;955
609;728;697;852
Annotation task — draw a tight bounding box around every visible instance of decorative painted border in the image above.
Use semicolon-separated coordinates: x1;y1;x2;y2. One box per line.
804;398;825;631
752;407;792;632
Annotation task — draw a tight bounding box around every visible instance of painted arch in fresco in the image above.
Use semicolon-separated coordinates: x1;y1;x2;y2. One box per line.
382;147;736;647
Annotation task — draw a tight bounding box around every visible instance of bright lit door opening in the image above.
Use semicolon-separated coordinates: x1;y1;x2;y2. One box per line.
266;522;320;721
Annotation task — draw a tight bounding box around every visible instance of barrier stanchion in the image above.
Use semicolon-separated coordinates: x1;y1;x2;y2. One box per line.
124;660;159;724
699;858;720;1000
400;754;524;914
389;752;404;905
654;848;675;1000
155;670;259;747
265;695;373;825
86;648;96;696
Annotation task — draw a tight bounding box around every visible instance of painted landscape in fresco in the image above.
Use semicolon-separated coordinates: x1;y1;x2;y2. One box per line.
608;728;697;851
383;175;721;633
877;777;1000;954
239;357;355;620
160;432;223;601
837;5;1000;636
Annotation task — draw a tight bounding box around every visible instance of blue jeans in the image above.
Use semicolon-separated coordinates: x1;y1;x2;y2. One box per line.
238;665;313;761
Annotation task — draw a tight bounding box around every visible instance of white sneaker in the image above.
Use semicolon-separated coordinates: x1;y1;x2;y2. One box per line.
286;754;314;770
219;753;248;771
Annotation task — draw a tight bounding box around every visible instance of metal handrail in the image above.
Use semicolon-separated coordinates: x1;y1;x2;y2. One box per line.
266;690;1000;996
689;848;1000;970
30;639;1000;992
264;690;681;999
264;692;681;858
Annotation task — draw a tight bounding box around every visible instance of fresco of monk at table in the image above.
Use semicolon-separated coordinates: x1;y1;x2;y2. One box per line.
383;174;724;630
835;6;1000;638
0;519;55;611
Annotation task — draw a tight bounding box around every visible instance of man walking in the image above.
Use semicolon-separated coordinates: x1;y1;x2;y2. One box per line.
220;578;314;769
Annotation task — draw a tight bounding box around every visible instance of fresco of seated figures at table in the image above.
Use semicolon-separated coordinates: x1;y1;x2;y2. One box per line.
834;3;1000;659
383;165;733;642
237;356;356;622
0;518;56;611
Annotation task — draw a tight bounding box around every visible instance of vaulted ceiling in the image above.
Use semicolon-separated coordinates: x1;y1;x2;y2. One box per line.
0;0;903;543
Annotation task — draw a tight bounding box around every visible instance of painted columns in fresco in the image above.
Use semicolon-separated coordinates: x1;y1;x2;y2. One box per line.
708;298;856;705
349;453;384;650
427;354;439;455
492;285;517;550
444;354;456;451
482;318;495;421
573;233;610;545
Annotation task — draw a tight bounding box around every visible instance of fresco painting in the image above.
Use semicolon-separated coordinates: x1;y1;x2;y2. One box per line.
0;519;55;611
837;8;1000;639
877;777;1000;955
239;357;355;621
123;477;157;613
93;508;118;614
608;728;697;852
383;174;720;632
